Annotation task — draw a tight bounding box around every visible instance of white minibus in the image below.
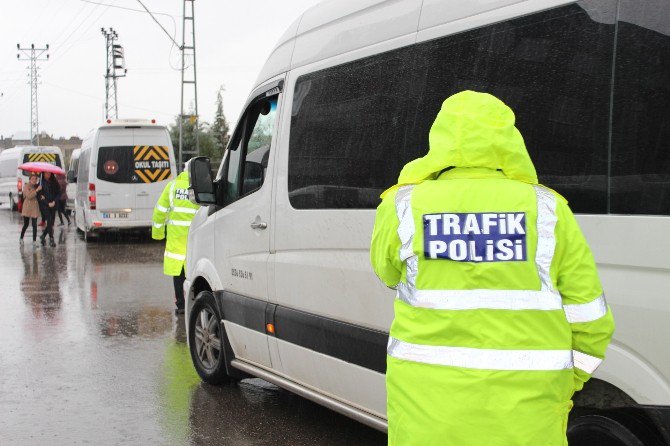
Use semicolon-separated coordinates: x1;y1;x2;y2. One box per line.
66;148;81;212
75;119;176;238
184;1;670;445
0;147;22;210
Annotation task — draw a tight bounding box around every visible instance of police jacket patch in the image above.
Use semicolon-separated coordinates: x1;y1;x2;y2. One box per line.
423;212;527;262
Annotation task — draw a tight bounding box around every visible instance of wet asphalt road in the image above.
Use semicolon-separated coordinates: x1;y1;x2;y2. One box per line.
0;206;387;445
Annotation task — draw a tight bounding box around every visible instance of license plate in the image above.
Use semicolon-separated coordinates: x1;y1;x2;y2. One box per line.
102;212;129;219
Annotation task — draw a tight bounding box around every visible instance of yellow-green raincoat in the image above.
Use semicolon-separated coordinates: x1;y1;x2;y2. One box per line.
371;91;615;446
152;171;200;276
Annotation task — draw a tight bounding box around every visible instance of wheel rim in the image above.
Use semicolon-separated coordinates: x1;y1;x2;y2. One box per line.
194;307;222;371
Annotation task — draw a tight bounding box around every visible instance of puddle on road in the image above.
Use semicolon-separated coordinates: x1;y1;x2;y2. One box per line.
0;208;385;445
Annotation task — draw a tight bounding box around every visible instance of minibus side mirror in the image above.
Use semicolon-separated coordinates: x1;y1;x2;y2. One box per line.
189;157;216;205
67;170;76;183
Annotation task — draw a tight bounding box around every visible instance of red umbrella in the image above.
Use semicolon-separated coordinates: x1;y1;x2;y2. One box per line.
18;161;66;175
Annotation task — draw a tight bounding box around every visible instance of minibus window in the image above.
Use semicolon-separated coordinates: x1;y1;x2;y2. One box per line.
223;143;242;203
241;98;276;196
610;0;670;215
288;3;615;212
218;95;278;206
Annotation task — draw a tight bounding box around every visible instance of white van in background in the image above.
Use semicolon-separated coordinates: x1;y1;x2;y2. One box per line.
75;119;175;239
0;148;22;210
183;0;670;445
66;148;81;212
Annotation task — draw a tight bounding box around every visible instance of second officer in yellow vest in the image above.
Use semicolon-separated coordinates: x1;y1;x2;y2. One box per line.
153;166;200;314
371;91;615;445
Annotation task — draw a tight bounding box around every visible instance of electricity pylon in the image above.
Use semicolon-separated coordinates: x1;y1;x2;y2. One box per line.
101;28;127;119
17;43;49;145
179;0;199;170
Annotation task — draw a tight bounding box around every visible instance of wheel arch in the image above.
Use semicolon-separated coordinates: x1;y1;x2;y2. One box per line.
187;257;222;303
594;341;670;406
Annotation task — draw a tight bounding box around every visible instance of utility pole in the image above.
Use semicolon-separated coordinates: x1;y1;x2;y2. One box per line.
101;28;127;120
135;0;200;171
17;43;49;145
179;0;199;170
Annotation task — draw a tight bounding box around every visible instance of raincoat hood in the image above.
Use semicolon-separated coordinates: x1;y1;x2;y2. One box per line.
177;170;189;182
391;91;538;193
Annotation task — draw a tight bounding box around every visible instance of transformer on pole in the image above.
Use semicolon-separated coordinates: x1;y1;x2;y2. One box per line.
17;43;49;145
179;0;199;171
101;28;127;120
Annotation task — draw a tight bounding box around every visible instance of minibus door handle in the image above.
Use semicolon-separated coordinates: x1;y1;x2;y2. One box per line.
250;220;267;230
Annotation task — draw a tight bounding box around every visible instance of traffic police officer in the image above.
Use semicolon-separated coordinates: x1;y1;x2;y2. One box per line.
152;163;200;314
371;91;615;445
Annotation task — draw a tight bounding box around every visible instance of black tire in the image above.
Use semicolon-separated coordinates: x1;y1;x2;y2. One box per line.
188;291;234;385
568;414;645;446
84;228;97;242
9;194;17;211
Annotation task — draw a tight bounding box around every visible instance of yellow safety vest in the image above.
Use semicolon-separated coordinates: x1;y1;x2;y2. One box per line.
152;171;200;276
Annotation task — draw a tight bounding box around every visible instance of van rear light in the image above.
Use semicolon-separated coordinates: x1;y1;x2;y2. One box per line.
17;178;22;193
88;183;96;210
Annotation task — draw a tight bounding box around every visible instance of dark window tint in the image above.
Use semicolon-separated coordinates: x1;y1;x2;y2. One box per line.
288;47;415;209
22;153;62;177
288;2;616;212
409;3;615;213
610;0;670;214
97;146;172;184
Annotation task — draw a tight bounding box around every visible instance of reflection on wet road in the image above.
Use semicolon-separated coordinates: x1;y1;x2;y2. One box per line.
0;206;386;445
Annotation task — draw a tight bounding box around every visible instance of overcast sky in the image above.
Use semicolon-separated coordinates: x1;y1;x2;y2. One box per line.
0;0;322;140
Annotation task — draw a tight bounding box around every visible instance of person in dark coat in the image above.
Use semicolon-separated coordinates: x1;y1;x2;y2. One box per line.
56;174;70;225
39;172;60;247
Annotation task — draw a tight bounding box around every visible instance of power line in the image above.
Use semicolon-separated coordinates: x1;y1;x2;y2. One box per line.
49;3;103;59
31;0;86;47
81;0;179;20
135;0;181;48
43;81;173;117
80;0;182;71
43;0;117;74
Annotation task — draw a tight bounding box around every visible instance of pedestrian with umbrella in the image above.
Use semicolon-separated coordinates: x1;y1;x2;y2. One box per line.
18;162;65;247
19;173;42;246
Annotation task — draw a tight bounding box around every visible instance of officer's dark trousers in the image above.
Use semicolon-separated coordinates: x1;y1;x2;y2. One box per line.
173;268;186;310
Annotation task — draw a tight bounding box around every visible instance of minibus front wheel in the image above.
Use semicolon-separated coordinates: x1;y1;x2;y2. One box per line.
189;290;236;385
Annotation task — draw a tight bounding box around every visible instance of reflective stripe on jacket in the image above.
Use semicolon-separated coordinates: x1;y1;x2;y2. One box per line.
370;91;615;446
152;171;200;276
